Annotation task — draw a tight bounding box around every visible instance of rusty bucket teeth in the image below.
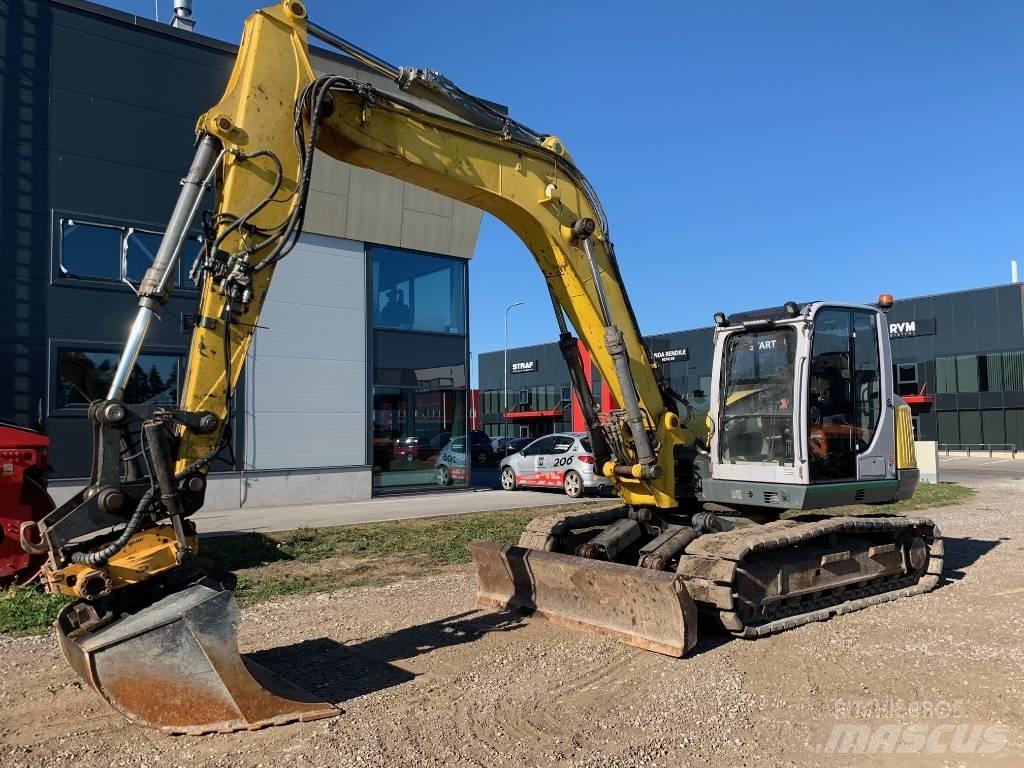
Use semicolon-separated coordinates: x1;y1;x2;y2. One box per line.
57;584;339;735
470;540;698;657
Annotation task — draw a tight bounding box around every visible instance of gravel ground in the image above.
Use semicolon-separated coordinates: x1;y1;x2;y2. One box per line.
1;476;1021;767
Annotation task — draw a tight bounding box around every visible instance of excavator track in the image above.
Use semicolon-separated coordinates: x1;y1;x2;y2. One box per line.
479;510;942;652
677;516;943;638
516;506;630;551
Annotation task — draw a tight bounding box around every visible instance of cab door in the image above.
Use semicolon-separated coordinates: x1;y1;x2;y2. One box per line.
807;306;893;483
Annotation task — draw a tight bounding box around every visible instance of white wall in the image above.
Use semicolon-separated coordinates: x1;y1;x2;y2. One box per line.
244;233;367;471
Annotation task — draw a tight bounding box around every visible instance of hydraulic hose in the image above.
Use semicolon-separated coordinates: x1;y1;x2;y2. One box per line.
69;487;154;566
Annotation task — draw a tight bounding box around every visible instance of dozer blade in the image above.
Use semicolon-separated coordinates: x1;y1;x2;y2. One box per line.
57;583;339;735
470;540;698;657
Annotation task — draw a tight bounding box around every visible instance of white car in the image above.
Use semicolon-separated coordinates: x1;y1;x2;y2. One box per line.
434;437;467;486
499;432;611;498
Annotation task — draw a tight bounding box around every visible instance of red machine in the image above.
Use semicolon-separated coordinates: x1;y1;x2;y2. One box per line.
0;425;53;586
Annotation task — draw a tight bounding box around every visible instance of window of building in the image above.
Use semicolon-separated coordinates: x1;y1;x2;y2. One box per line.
935;357;957;394
560;386;572;404
1003;352;1024;391
371;246;466;334
1006;409;1024;450
59;221;122;281
981;355;1003;393
56;349;180;409
124;228;203;286
58;217;201;288
519;388;530;406
955;355;979;393
372;387;467;491
895;363;918;397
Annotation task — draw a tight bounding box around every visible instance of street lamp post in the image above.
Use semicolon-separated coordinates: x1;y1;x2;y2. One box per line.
503;301;524;453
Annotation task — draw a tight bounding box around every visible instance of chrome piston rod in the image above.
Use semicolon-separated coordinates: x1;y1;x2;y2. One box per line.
108;135;222;400
573;219;656;471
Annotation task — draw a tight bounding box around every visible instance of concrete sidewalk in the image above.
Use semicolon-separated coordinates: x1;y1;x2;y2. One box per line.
192;485;602;536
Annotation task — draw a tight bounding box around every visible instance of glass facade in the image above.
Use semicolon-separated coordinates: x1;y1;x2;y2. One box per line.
369;246;469;492
372;246;466;334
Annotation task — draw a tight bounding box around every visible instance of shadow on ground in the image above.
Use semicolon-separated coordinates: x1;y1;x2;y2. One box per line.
247;609;526;704
938;536;1002;585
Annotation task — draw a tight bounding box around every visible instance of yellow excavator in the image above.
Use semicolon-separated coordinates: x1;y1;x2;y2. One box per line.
21;2;941;734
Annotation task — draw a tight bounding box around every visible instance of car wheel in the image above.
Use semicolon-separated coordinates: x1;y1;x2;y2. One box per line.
405;452;415;462
501;466;517;491
437;465;452;486
563;470;584;498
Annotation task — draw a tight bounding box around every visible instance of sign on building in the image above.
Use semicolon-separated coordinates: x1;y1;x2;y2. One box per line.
651;348;689;363
511;360;537;374
889;318;936;339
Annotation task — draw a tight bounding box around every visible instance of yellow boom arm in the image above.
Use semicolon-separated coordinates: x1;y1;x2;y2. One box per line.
177;2;697;508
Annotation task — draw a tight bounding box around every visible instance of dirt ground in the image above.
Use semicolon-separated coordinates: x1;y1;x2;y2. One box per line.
1;476;1021;768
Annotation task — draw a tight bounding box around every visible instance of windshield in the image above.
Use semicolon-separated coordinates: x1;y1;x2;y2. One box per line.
719;328;796;465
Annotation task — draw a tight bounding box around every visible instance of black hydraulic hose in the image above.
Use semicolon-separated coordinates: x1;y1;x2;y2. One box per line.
69;487;154;566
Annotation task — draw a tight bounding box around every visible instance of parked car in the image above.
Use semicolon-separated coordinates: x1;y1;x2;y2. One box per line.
392;436;420;462
467;430;497;465
434;437;467;486
499;432;611;498
492;435;531;457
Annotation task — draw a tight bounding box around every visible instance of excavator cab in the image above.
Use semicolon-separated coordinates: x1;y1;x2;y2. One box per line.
702;301;919;512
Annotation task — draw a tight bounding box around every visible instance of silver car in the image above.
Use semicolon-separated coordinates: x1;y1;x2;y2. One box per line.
499;432;611;498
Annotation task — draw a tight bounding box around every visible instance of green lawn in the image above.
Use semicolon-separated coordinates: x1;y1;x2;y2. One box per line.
0;587;69;637
1;482;972;637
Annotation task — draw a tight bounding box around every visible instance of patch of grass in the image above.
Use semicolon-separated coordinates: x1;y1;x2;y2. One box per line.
784;481;975;519
203;504;594;572
203;501;617;605
0;587;70;636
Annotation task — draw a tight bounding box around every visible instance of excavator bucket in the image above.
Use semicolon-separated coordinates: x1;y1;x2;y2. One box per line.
470;541;698;657
56;583;338;735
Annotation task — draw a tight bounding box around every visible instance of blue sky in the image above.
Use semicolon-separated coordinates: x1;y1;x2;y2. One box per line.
109;2;1024;381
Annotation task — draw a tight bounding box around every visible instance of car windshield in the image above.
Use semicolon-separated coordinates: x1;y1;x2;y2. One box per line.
580;438;592;453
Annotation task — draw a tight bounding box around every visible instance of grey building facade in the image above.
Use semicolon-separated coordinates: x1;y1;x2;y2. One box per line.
478;283;1024;450
1;0;482;507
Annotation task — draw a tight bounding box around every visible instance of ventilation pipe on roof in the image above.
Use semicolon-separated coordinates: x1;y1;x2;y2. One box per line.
1012;259;1019;284
171;0;195;32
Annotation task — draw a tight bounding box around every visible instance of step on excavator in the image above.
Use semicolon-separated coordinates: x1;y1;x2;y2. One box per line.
21;2;941;734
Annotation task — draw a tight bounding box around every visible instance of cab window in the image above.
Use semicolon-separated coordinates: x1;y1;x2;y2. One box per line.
719;328;796;465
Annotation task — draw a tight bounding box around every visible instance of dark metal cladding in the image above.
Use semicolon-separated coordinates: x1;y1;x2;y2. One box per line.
470;540;698;657
56;583;338;734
